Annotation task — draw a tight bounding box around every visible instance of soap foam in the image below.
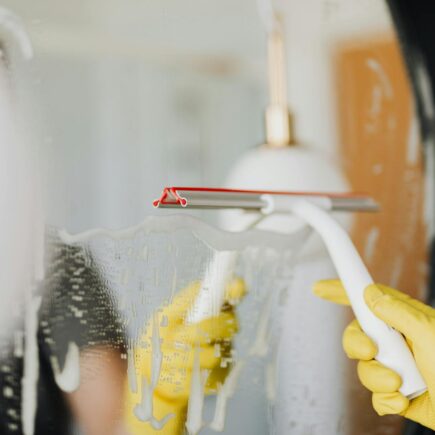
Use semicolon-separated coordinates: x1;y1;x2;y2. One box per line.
50;342;80;393
186;348;209;435
58;215;309;254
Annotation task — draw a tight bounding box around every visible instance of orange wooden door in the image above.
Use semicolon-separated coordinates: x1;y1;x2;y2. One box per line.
335;37;428;434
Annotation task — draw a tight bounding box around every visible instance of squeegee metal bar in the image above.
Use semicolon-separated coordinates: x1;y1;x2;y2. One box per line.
153;187;379;213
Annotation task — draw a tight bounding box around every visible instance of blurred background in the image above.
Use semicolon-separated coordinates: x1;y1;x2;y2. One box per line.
3;0;405;232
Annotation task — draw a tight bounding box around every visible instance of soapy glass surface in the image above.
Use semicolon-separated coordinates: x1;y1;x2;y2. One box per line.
59;214;310;434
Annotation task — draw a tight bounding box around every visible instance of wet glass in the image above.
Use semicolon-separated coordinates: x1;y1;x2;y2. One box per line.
0;0;430;434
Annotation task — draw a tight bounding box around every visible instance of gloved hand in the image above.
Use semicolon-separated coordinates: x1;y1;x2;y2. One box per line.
124;278;246;434
313;280;435;430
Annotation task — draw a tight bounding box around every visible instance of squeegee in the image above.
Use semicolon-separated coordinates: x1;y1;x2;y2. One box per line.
154;186;427;399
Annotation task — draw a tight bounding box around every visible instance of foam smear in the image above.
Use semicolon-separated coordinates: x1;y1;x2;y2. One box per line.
50;342;80;393
14;330;24;358
134;377;174;430
150;312;162;389
22;295;41;435
133;313;173;429
265;345;278;403
210;360;245;432
249;292;273;357
127;345;137;394
59;215;309;254
186;348;210;435
134;377;153;422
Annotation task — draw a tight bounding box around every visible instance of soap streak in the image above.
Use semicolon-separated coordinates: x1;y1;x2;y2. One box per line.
210;360;245;432
150;312;162;389
133;313;173;429
50;342;80;393
127;345;137;394
265;345;278;402
22;295;41;435
186;347;209;435
249;293;273;357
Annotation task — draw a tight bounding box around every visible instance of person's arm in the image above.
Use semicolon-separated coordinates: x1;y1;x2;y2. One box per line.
314;280;435;430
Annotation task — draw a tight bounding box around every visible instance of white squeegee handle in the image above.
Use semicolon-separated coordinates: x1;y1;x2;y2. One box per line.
285;199;427;399
187;251;238;324
175;188;426;398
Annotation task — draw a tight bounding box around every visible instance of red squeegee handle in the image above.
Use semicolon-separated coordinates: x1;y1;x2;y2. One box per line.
153;186;374;208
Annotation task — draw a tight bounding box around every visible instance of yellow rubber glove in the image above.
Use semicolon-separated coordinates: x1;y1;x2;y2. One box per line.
313;280;435;430
124;278;246;434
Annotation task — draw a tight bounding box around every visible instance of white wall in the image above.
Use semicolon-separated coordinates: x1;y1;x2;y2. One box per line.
283;0;394;155
2;0;268;232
